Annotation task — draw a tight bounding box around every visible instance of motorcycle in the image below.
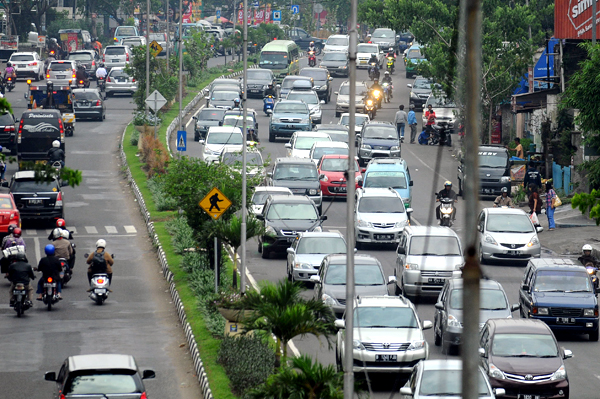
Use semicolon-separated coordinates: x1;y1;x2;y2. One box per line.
585;263;599;290
42;276;60;311
62;113;75;137
368;62;380;81
59;257;72;286
263;96;275;116
370;88;383;109
308;50;316;67
386;56;395;73
6;76;15;92
382;82;392;103
76;79;89;88
97;76;106;92
11;282;32;317
438;197;455;227
90;273;110;305
431;122;452;147
364;98;376;120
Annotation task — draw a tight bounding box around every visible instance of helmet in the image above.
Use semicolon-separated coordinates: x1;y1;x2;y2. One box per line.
56;218;66;227
310;41;314;46
13;228;21;238
61;229;70;239
15;252;27;262
6;62;11;67
501;187;508;193
384;71;390;75
583;244;593;251
96;239;106;249
45;244;55;256
444;181;452;187
52;140;60;148
7;223;17;235
99;62;105;67
52;228;63;239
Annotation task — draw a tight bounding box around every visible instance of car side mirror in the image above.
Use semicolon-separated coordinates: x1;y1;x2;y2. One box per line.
334;319;345;329
334;91;339;95
388;275;397;284
284;143;292;148
399;387;413;396
521;284;529;292
563;349;573;359
256;214;264;220
435;302;444;310
319;174;326;180
357;179;363;187
142;369;156;379
267;172;273;177
44;371;56;381
320;215;328;221
478;347;487;357
361;168;366;173
409;180;413;187
406;208;414;213
287;248;295;254
493;388;506;397
536;226;544;233
422;320;433;330
320;100;325;104
477;225;482;232
397;246;405;254
199;140;205;144
60;181;69;187
276;84;281;88
310;275;321;284
328;77;333;81
510;303;521;312
407;84;412;88
192;116;197;121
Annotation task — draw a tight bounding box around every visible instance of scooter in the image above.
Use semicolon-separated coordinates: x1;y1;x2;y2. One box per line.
369;88;382;109
59;257;72;286
10;282;32;317
97;76;106;92
89;273;110;305
585;263;599;290
431;122;452;146
42;276;60;311
438;197;455;227
382;82;392;103
6;76;15;92
368;63;380;81
364;98;376;120
263;96;275;116
386;56;395;73
308;51;316;67
62;113;75;137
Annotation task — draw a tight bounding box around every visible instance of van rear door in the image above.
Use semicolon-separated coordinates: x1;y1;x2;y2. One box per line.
18;112;63;162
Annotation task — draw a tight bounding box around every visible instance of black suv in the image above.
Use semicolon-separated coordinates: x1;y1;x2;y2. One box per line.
0;111;16;154
244;69;276;98
257;195;327;259
268;157;323;213
519;258;599;341
65;50;99;78
193;108;227;141
357;122;401;166
457;145;511;197
299;67;333;103
4;171;66;221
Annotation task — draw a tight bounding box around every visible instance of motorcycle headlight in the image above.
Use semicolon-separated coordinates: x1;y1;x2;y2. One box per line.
308;188;318;196
322;294;337;307
527;236;539;247
373;90;381;97
312;225;323;232
583;308;597;317
357;219;373;228
353;339;365;350
265;225;277;235
405;263;420;270
390;146;400;151
500;176;511;183
550;365;567;381
448;314;462;328
361;144;372;149
294;262;312;270
441;206;453;214
489;363;506;380
484;234;498;245
407;340;425;351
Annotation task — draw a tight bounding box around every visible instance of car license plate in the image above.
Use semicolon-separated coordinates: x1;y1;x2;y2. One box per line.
375;234;393;240
18;64;25;68
518;395;541;399
286;125;296;129
113;59;120;62
57;75;65;79
428;278;445;284
556;317;575;324
482;188;493;194
375;354;397;362
250;89;260;93
29;199;43;205
507;250;521;255
95;288;106;293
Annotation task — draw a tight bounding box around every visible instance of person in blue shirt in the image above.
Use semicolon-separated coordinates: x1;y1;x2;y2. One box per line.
407;104;418;143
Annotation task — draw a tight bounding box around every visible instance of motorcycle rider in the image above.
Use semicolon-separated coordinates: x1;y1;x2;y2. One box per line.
51;228;73;264
386;46;396;58
4;62;16;79
36;244;63;300
44;51;56;73
436;181;458;221
7;252;35;307
87;239;114;286
493;187;514;207
4;227;25;250
47;140;65;168
264;83;277;98
95;62;107;85
382;71;393;98
308;41;316;53
75;64;89;86
48;218;74;240
368;53;379;65
232;98;241;109
579;244;599;267
2;224;18;249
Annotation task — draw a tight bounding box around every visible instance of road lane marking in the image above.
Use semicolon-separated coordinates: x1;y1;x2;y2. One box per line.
70;227;78;234
33;237;41;267
25;229;37;235
105;226;118;234
403;145;451;182
85;226;98;234
328;229;342;234
124;225;137;234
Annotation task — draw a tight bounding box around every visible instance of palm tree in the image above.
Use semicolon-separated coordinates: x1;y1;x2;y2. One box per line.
241;280;336;368
244;354;345;399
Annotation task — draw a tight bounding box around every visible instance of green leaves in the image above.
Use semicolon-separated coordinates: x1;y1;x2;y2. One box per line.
571;189;600;225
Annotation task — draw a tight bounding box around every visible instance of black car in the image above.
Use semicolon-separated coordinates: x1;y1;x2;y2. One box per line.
0;111;16;154
257;195;327;259
244;69;276;98
193;108;227;141
65;50;99;79
458;145;511;197
286;27;324;52
268;157;323;213
71;88;105;121
299;67;333;103
357;122;401;166
4;170;66;221
408;76;435;110
319;52;349;77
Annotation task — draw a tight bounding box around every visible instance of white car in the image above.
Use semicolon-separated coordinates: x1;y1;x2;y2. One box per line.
120;36;147;48
323;34;349;53
285;131;331;158
356;43;383;68
286;89;324;124
309;141;349;165
200;126;244;163
338;113;370;135
9;52;44;81
335;296;432;374
250;186;293;216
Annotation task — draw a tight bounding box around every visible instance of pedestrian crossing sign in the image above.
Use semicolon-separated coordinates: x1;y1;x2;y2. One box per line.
149;40;163;58
199;187;232;220
177;130;187;151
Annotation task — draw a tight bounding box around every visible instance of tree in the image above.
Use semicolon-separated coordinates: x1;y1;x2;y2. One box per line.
241;280;336;368
572;190;600;226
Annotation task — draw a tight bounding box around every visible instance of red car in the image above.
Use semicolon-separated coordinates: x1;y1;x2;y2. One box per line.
0;193;20;233
317;154;361;197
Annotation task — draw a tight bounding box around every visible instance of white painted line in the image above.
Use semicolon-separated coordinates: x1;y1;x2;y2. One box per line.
25;229;37;236
73;234;136;238
411;216;422;226
186;104;206;128
124;225;137;234
105;226;118;234
328;229;342;235
403;145;451;182
85;226;98;234
33;237;41;269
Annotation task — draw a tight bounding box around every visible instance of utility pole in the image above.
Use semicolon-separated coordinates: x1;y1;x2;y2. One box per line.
178;0;183;132
166;0;170;71
232;3;237;64
460;0;482;398
593;0;597;45
146;0;151;127
343;0;357;398
240;0;248;294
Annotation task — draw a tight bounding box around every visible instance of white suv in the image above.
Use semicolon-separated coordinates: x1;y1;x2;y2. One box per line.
103;45;131;70
335;296;432;375
9;52;44;81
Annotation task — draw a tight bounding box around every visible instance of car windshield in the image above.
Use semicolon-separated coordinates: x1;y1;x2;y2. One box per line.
326;131;349;143
259;52;288;68
198;109;225;120
105;47;126;55
297;237;346;254
357;44;379;53
68;53;93;61
0;197;13;208
427;96;457;108
287;92;318;104
420;369;490;396
372;29;394;38
274;103;308;113
364;171;407;189
222;116;254;126
413;79;433;89
339;84;368;96
222;152;262;166
266;203;318;220
341;115;368;126
300;69;328;80
408;236;461;256
478;151;508;168
358;197;405;213
325;263;384;285
206;132;243;145
326;37;349;46
363;127;398;140
491;333;558;357
252;191;292;205
211;91;238;101
323;53;347;61
50;63;73;71
450;288;508;310
534;270;592;293
248;70;273;80
407;49;425;59
486;214;533;233
295;136;330;150
117;27;137;36
12;179;56;192
312;146;348;160
355;307;418;328
65;373;138;394
11;55;34;61
321;158;357;172
273;164;318;180
73;91;100;100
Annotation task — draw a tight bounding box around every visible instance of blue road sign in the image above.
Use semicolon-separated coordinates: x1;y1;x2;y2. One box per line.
291;5;300;14
273;10;282;21
177;130;187;151
216;9;221;18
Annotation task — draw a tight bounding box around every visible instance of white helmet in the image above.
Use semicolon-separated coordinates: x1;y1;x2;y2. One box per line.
583;244;593;251
61;229;70;239
52;228;63;239
384;71;390;75
96;239;106;249
52;140;60;148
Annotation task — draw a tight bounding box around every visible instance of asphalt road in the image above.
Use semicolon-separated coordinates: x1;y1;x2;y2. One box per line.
181;56;600;398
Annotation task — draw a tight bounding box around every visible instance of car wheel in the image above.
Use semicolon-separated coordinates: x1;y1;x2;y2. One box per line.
406;72;410;79
287;264;293;281
590;329;599;342
261;247;270;259
394;275;402;295
434;325;442;346
335;111;340;118
479;245;486;265
269;131;275;142
441;332;451;355
335;350;343;372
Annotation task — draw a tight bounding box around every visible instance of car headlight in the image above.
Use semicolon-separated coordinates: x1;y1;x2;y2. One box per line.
484;234;498;245
294;262;312;270
500;176;511;183
489;363;506;380
410;91;418;98
312;225;323;232
265;225;277;235
301;118;310;124
407;340;425;351
583;308;597;317
361;144;372;149
455;263;464;270
353;339;365;350
310;109;316;114
340;65;348;69
534;307;549;315
390;146;400;151
550;365;567;381
394;220;408;228
322;294;337;307
308;188;318;195
527;236;539;247
448;315;462;328
405;263;420;270
357;219;373;228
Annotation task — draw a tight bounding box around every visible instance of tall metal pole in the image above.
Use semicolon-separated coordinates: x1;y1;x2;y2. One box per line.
166;0;170;71
232;3;237;64
146;0;151;129
178;0;183;131
461;0;482;398
593;0;597;45
343;0;357;398
240;0;248;294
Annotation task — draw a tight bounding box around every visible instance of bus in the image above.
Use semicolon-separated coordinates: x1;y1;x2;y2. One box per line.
259;40;300;83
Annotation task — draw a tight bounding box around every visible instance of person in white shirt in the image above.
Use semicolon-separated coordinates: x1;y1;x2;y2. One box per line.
95;63;107;80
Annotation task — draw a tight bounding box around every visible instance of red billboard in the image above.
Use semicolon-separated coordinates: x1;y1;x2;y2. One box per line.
555;0;600;39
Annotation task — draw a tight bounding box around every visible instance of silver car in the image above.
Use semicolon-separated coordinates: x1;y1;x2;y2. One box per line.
105;67;137;96
46;60;77;86
103;45;131;70
71;88;105;121
286;232;347;283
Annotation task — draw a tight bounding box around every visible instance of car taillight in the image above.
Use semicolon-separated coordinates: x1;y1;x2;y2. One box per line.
60;394;66;399
103;54;105;62
140;393;147;399
17;119;23;143
132;78;136;82
46;74;50;78
126;53;130;62
95;100;101;106
58;118;64;141
56;192;63;208
72;74;76;78
92;60;96;66
4;125;14;133
107;77;112;83
29;61;37;66
79;80;84;84
10;212;16;219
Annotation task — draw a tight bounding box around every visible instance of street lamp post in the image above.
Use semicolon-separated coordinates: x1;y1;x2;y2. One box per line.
240;0;248;294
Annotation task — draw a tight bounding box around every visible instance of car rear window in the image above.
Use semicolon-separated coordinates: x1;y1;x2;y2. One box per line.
247;70;273;80
65;373;139;394
109;70;130;79
197;109;225;120
67;53;93;61
123;39;142;46
0;197;13;208
73;91;101;100
105;47;126;56
300;69;327;80
116;27;137;36
10;54;34;61
149;33;166;41
0;112;14;127
50;62;73;71
12;179;57;192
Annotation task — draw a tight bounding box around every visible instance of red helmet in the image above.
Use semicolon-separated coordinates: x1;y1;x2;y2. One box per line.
56;218;66;228
13;228;21;238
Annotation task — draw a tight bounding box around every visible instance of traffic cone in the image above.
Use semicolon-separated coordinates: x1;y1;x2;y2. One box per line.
33;100;37;109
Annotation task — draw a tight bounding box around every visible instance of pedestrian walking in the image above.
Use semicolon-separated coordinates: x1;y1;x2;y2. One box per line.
545;181;557;231
394;105;408;142
408;104;418;143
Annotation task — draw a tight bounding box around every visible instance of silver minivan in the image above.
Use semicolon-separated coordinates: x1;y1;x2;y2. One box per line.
394;226;463;298
46;60;77;86
103;45;131;70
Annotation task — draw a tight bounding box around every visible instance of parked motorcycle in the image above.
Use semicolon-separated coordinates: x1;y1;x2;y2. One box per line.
308;51;316;67
42;276;60;311
263;96;275;116
432;122;452;146
585;263;599;290
6;76;15;92
438;197;455;227
364;98;376;120
11;283;32;317
382;82;392;103
386;56;395;73
368;62;380;81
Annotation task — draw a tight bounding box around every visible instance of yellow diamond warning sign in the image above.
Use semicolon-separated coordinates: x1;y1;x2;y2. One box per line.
199;187;232;220
149;40;163;58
